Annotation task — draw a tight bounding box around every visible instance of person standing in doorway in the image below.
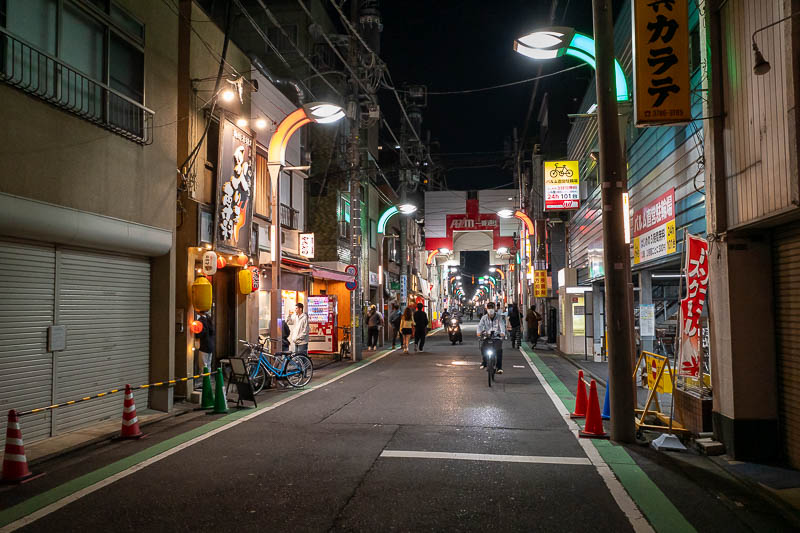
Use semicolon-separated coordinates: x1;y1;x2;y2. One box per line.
197;311;215;371
413;303;429;352
400;306;415;354
526;305;542;347
366;304;384;351
389;303;402;349
287;303;310;357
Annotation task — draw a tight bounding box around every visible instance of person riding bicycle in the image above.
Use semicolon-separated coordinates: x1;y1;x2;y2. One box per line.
477;302;506;374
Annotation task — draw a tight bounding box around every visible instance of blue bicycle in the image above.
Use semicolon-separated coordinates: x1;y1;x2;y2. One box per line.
239;337;313;393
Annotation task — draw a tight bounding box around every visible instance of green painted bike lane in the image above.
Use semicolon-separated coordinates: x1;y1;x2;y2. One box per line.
0;346;400;528
520;344;696;533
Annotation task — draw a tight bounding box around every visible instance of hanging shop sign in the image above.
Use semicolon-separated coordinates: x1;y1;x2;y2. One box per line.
677;234;709;378
632;188;677;264
533;270;547;297
299;233;315;259
214;117;254;253
633;0;691;126
369;271;379;287
543;161;580;210
202;251;218;276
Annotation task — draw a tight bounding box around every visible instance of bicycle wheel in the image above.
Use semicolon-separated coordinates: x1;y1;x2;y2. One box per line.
286;355;313;388
247;360;267;394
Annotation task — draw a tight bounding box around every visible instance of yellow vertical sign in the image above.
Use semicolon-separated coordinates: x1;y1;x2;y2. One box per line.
534;270;547;297
633;0;690;126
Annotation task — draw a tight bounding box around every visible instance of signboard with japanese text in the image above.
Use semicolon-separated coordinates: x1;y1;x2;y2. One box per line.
214;117;254;253
640;303;655;337
633;188;677;264
677;234;709;378
534;270;547;297
633;0;691;126
299;233;315;259
544;161;580;210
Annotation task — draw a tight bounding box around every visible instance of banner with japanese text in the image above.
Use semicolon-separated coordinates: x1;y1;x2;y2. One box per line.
677;234;709;378
633;0;691;126
632;188;677;264
214;117;254;253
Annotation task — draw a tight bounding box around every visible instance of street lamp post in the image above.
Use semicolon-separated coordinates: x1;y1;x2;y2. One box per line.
267;102;344;343
513;17;635;442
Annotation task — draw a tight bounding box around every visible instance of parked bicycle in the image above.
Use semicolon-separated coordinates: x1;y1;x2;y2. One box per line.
238;337;313;393
337;326;352;361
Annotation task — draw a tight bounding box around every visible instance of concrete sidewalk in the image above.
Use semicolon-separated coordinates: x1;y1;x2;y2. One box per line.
529;342;800;527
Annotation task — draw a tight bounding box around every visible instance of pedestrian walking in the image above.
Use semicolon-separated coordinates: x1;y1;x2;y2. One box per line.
400;306;415;354
469;307;474;321
413;303;429;352
526;306;542;347
389;303;402;349
196;311;215;370
281;318;291;352
286;303;310;357
366;304;384;351
508;303;522;349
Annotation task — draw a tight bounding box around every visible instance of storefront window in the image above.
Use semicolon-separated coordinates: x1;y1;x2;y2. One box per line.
258;288;270;334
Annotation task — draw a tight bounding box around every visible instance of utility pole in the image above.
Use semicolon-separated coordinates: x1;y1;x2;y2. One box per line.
592;0;635;442
348;0;363;361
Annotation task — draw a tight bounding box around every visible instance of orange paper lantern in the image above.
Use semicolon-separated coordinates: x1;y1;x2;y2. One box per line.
237;254;249;266
190;320;204;334
217;256;227;269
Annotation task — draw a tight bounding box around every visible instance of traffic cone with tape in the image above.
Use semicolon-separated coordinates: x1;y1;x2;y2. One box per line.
211;368;228;414
601;384;611;420
2;410;37;483
579;380;609;439
201;366;215;409
570;370;587;419
119;384;144;439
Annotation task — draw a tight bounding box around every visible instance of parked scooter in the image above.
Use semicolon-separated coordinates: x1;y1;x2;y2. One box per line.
447;317;463;345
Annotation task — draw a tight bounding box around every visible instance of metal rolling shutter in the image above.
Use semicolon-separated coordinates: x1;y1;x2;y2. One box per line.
774;222;800;468
53;248;150;435
0;239;55;443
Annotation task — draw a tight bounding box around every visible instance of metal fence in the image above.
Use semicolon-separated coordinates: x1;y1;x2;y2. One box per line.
280;203;299;230
0;29;154;145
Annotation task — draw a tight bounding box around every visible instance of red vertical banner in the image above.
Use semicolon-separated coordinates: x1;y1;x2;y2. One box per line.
677;234;709;377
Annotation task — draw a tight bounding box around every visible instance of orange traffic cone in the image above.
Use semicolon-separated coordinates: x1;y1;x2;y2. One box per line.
119;385;144;439
579;380;609;439
570;370;588;419
2;410;37;483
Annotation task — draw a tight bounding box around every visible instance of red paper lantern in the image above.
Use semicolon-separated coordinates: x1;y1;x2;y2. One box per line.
190;320;204;334
236;254;249;266
217;256;227;269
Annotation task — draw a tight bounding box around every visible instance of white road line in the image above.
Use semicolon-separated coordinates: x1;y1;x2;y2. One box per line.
519;348;654;533
512;365;525;368
1;349;397;533
380;450;591;465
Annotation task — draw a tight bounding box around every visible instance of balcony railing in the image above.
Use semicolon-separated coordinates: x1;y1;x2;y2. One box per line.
0;29;154;144
280;204;299;230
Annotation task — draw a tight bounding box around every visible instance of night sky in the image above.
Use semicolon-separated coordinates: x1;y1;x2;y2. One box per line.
379;0;607;190
378;0;625;302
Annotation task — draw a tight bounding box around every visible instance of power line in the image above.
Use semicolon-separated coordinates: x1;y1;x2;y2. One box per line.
386;64;590;96
231;0;316;100
248;0;342;99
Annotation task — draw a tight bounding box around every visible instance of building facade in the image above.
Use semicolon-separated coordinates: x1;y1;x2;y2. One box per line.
0;0;178;442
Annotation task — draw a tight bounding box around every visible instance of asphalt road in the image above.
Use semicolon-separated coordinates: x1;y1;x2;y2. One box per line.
3;323;797;532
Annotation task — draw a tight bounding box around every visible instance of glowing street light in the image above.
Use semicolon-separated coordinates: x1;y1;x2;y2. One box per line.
497;209;514;218
268;102;344;340
513;26;629;102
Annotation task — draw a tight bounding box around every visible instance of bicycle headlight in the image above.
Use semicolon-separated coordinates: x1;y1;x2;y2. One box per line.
486;349;494;356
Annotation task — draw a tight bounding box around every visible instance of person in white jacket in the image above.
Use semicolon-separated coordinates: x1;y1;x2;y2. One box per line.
286;303;310;356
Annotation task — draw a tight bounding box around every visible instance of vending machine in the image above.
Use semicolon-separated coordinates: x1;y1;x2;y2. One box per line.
307;295;338;353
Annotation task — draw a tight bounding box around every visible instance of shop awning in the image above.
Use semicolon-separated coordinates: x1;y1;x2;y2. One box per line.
311;266;354;282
